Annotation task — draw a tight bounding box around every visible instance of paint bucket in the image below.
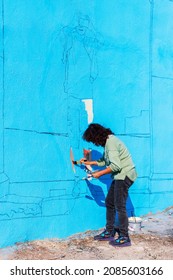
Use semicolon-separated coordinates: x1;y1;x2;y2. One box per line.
128;217;142;231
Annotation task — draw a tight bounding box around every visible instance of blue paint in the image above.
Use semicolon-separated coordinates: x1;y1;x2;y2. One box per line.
0;0;173;248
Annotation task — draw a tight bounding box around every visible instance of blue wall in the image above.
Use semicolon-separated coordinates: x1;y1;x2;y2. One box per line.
0;0;173;248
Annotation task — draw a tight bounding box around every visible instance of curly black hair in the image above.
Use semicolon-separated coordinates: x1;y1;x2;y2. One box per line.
82;123;114;147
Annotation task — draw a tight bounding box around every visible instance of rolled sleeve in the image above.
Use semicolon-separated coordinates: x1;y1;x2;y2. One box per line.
96;156;106;167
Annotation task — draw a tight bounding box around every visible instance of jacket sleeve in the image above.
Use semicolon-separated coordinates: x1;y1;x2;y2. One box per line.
108;149;122;173
96;155;106;167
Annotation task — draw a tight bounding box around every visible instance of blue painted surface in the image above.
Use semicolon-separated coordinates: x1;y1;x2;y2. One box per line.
0;0;173;248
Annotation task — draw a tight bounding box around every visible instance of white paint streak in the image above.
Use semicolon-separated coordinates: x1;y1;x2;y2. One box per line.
82;99;94;123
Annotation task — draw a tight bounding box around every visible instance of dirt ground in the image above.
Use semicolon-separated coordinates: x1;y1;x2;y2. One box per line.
0;207;173;260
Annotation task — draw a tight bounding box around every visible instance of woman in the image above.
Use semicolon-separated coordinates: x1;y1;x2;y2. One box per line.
80;123;137;247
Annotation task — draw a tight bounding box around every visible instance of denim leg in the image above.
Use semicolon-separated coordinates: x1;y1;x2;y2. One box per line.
114;181;129;236
105;178;133;235
105;181;115;232
114;177;133;237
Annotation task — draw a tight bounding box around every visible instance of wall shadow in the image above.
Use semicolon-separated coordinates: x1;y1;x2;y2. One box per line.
84;149;135;217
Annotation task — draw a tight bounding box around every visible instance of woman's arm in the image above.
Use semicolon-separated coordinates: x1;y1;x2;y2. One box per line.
80;159;98;166
92;167;112;178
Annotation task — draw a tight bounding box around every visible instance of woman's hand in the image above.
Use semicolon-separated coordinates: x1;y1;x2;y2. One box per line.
79;158;87;163
92;171;101;179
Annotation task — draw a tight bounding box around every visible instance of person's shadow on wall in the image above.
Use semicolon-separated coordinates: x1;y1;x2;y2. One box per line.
83;150;135;217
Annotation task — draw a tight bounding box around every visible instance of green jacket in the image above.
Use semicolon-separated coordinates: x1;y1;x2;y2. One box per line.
97;135;137;181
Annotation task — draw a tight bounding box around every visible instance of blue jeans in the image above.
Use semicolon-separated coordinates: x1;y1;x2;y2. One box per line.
105;176;133;237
